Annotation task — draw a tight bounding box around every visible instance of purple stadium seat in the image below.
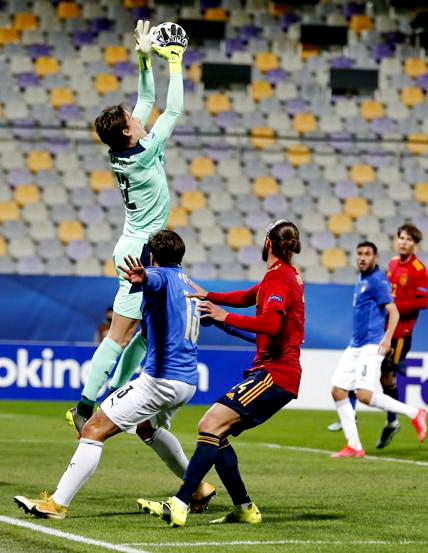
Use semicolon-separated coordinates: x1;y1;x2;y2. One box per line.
330;132;354;152
131;7;151;20
371;117;395;135
271;162;295;180
266;68;288;85
17;73;40;88
334;180;358;199
17;256;44;275
190;262;217;280
237;245;260;266
225;38;246;57
67;240;92;261
245;210;270;231
372;43;394;62
90;18;114;33
237;25;261;41
79;204;104;225
363;152;390;168
183;79;196;93
330;56;355;69
285;98;308;115
183;48;204;66
11;119;35;139
343;2;365;19
113;62;137;78
27;44;51;59
47;136;70;154
205;144;231;162
416;74;428;89
174;124;196;145
216;111;239;129
414;216;428;235
310;230;336;251
58;105;81;122
98;188;122;208
7;168;33;186
263;194;288;216
72;31;97;47
172;175;198;193
280;12;299;31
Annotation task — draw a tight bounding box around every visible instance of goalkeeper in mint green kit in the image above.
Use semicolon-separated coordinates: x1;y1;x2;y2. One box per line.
67;21;185;433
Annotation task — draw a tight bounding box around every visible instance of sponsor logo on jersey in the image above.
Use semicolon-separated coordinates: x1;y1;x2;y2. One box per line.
400;272;408;286
268;294;283;303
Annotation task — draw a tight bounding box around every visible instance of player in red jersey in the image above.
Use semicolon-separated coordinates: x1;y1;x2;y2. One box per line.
137;220;304;527
376;223;428;448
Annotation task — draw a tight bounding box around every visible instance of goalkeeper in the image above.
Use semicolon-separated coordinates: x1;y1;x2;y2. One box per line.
67;22;184;442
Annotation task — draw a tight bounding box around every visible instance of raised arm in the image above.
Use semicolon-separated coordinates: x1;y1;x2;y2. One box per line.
150;40;184;143
132;20;155;127
207;284;261;308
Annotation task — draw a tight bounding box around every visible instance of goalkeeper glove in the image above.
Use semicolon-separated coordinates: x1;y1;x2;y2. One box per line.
152;44;184;73
134;19;154;69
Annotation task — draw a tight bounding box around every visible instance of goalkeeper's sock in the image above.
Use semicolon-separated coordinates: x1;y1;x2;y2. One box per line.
109;332;147;391
144;427;188;478
81;337;123;403
175;433;220;505
215;439;250;505
52;439;104;507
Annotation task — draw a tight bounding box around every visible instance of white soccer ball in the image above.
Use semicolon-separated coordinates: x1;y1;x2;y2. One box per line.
151;22;188;51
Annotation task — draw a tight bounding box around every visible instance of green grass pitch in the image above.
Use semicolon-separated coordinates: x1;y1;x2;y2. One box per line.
0;401;427;553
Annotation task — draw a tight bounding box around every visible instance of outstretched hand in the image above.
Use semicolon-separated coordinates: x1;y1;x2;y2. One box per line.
187;279;208;299
198;301;228;323
118;255;147;285
134;19;154;55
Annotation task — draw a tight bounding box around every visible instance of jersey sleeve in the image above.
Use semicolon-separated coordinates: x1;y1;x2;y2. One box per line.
132;57;155;127
396;267;428;313
143;267;167;293
374;276;393;306
260;278;289;314
207;283;260;307
150;73;183;145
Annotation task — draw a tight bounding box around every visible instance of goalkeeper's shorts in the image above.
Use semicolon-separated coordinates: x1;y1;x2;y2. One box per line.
112;235;149;320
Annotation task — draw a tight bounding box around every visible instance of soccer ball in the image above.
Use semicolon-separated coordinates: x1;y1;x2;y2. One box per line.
151;22;188;51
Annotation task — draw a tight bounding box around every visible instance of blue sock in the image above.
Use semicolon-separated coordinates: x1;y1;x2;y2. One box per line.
215;439;250;505
349;390;357;411
176;432;220;505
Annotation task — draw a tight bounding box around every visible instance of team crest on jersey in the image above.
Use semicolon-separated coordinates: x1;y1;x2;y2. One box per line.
268;294;283;303
360;281;368;293
400;273;408;286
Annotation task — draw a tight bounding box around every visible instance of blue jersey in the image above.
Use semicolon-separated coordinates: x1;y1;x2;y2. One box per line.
351;266;393;347
139;265;200;385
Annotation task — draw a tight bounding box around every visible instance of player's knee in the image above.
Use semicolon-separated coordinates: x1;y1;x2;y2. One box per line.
332;386;347;401
356;389;371;405
137;420;155;443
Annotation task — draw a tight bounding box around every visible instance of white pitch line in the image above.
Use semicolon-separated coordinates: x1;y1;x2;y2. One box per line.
0;516;152;553
123;539;428;547
258;443;428;467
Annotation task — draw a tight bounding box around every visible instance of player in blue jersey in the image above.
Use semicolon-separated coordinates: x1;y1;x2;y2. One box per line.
14;230;215;519
67;21;186;434
330;241;426;458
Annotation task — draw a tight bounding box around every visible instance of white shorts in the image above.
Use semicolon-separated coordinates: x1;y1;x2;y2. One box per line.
331;344;384;392
101;371;196;432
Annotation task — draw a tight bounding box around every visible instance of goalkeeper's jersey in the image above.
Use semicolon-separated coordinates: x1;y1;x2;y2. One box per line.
109;131;170;241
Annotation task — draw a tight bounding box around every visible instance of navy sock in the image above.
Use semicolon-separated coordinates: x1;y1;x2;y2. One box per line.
176;432;220;505
77;396;94;418
349;390;357;411
383;387;399;423
215;439;250;505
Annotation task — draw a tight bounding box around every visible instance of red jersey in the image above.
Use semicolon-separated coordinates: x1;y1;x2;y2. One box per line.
207;260;305;396
388;254;428;338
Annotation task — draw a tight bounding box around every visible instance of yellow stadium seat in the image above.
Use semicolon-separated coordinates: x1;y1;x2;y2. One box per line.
287;144;311;166
190;157;215;179
253;176;278;198
401;87;425;107
95;74;119;95
204;8;229;21
181;190;206;212
255;52;279;73
14;13;38;31
349;163;375;185
0;236;6;256
14;185;40;206
0;28;20;44
301;45;319;60
103;258;116;277
407;133;428;155
322;248;347;270
251;127;275;149
188;63;201;83
0;201;20;223
360;99;384;120
27;151;53;172
57;2;80;19
350;15;372;34
147;105;160;128
105;45;128;65
90;170;115;192
168;207;188;228
293;113;317;133
251;80;273;102
269;2;289;16
327;213;353;235
404;58;427;79
227;227;252;250
124;0;148;7
344;196;369;218
35;56;60;76
414;182;428;203
58;220;84;243
50;87;75;108
206;93;231;115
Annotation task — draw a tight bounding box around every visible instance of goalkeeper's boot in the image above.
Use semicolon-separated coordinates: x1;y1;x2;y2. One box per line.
137;496;188;527
411;408;427;443
14;492;67;519
210;502;262;525
331;445;365;458
189;481;216;513
376;420;400;449
66;407;88;436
